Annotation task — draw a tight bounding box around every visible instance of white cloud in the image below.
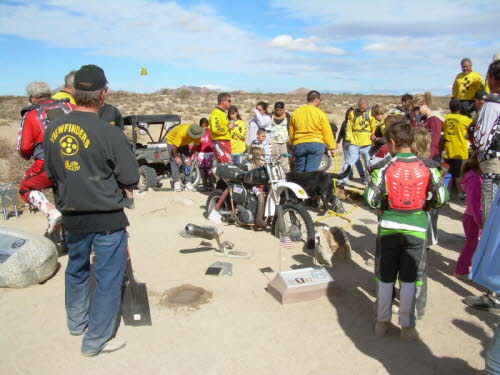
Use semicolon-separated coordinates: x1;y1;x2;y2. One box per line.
269;35;345;55
0;1;310;76
271;0;499;39
199;84;230;91
0;0;498;95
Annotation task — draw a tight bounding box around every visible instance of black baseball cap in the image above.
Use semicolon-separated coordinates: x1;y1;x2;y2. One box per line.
475;89;488;100
74;64;108;91
449;98;461;112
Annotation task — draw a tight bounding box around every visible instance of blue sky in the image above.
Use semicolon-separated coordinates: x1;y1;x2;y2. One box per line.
1;0;499;96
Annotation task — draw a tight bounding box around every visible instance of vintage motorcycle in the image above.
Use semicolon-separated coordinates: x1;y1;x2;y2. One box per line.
205;154;315;248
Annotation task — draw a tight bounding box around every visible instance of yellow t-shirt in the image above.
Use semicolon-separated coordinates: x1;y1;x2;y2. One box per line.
346;109;373;146
166;124;201;147
452;71;484;100
52;90;76;105
209;108;231;140
289;105;335;149
230;119;247;154
443;113;472;159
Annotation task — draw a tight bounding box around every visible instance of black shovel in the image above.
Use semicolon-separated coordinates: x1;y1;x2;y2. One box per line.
121;253;152;326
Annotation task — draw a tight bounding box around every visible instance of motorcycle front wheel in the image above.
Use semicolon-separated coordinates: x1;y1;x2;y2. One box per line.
273;202;315;249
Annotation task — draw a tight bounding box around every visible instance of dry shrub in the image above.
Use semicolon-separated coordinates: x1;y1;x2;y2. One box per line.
176;88;192;101
0;137;30;184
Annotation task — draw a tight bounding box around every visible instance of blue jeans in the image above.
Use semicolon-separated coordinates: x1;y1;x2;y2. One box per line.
340;144;370;184
294;142;326;172
487;321;500;375
342;141;365;179
65;229;127;355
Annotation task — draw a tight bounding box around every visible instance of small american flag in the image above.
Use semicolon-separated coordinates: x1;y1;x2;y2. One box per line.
280;236;293;249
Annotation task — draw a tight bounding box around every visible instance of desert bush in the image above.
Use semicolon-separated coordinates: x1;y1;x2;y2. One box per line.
177;89;192;101
0;137;30;184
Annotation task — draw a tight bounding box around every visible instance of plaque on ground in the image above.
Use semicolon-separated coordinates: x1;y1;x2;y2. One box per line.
267;267;334;304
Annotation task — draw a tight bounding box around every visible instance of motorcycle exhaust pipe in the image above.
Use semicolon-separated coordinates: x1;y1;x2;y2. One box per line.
215;188;230;211
256;193;267;228
184;224;219;240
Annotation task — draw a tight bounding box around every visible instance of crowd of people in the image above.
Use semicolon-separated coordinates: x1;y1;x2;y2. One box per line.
12;55;499;371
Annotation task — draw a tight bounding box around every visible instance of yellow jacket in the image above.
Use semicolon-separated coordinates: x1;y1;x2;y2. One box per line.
443;113;472;159
166;124;201;148
209;108;231;140
230;120;247;154
346;108;373;146
289;105;335;149
452;71;484;100
52;90;76;105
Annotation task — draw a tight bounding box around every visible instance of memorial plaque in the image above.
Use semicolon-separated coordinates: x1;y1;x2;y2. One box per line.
267;267;334;304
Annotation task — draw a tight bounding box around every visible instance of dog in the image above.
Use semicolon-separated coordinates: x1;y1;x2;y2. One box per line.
286;166;351;213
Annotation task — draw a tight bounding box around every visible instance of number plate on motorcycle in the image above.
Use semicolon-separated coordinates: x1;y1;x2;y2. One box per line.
208;209;222;223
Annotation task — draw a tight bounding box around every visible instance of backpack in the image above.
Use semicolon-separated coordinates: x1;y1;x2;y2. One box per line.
354;107;371;122
16;99;74;159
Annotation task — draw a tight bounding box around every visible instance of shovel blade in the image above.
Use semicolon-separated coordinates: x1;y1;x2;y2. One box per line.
121;280;152;326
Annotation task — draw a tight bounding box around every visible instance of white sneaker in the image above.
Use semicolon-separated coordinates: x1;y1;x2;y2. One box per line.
174;182;182;192
47;209;62;234
185;182;196;192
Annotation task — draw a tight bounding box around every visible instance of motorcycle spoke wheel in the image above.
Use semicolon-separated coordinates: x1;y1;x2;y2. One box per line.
276;203;315;248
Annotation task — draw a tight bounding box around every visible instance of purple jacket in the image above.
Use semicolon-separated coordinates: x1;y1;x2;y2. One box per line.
462;170;483;225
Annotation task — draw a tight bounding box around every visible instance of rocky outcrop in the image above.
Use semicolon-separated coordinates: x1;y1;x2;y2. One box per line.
0;228;58;288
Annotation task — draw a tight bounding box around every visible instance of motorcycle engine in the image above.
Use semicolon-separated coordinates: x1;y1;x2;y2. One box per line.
236;205;254;224
234;186;259;224
232;184;247;205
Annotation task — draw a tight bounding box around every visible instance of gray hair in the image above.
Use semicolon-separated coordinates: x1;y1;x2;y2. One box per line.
26;81;52;98
64;70;76;88
494;52;500;62
74;88;104;108
460;58;472;65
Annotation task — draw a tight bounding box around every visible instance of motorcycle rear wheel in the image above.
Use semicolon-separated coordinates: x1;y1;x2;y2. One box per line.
179;159;201;188
205;188;231;218
273;202;315;249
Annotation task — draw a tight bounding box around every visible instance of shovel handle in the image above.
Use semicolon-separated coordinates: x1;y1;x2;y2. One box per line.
126;246;138;289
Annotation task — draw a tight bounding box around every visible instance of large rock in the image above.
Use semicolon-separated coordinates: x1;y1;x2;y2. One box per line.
0;227;58;288
314;225;352;267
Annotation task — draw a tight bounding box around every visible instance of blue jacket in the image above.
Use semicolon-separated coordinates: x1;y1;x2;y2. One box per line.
469;190;500;293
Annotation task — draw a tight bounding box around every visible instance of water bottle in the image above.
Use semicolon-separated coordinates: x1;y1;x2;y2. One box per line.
185;165;191;175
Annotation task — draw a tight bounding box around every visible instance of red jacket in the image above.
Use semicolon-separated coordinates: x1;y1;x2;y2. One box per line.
421;113;444;160
16;99;74;160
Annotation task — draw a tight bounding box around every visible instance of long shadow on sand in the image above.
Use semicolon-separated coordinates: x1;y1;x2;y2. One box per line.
349;223;484;299
326;259;480;374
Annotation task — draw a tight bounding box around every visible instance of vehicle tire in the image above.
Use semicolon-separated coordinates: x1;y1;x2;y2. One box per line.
180;159;201;188
205;189;230;218
317;153;332;172
137;165;157;192
273;202;315;249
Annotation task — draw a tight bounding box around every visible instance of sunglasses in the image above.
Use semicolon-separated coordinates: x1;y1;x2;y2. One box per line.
224;99;232;103
412;106;420;111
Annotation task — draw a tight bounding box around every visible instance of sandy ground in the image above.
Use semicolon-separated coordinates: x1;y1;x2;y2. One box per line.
0;177;497;375
0;95;495;374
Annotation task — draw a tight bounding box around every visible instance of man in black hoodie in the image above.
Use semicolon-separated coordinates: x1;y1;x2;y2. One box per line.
44;64;139;357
